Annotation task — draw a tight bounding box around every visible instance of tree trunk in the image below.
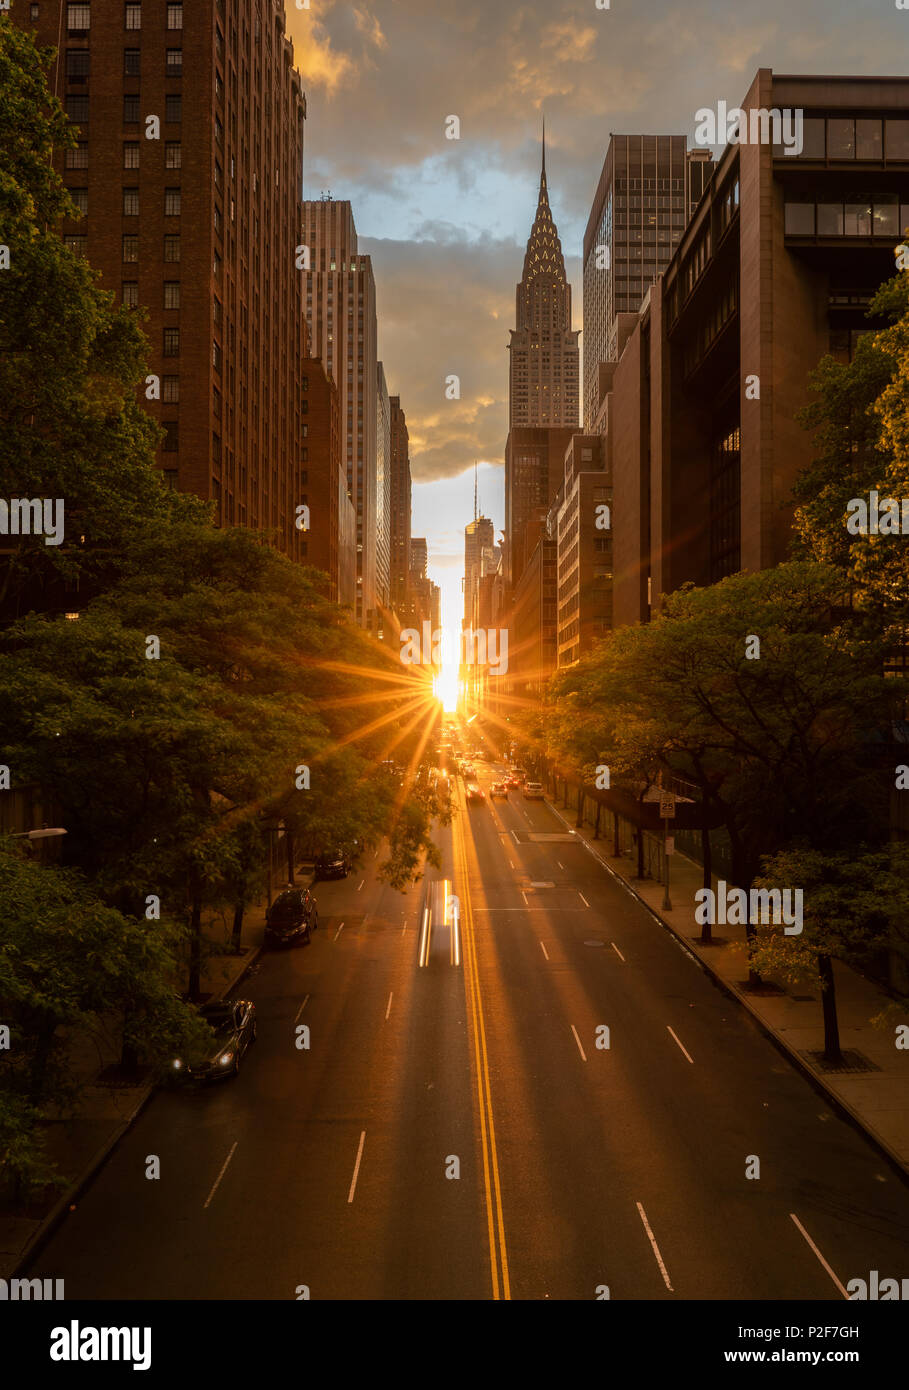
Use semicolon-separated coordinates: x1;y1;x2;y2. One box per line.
285;829;295;884
700;821;713;943
231;900;245;953
593;801;601;840
613;810;620;858
818;953;842;1066
188;893;203;1001
636;830;645;880
575;791;584;828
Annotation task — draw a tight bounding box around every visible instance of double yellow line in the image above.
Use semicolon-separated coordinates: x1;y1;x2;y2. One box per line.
452;785;511;1300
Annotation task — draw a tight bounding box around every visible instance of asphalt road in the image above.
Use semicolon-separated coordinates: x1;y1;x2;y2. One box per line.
26;762;909;1300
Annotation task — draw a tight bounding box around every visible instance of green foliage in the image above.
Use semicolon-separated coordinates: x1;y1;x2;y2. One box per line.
0;840;208;1190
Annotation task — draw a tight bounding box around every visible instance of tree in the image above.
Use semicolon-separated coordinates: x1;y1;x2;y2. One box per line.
792;263;909;626
750;846;909;1064
0;18;172;620
547;563;899;971
0;841;208;1193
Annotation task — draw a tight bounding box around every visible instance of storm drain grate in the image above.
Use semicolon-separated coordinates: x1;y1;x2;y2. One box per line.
799;1049;881;1074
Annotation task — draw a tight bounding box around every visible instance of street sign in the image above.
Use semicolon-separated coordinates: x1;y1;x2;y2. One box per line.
665;836;675;856
660;794;676;819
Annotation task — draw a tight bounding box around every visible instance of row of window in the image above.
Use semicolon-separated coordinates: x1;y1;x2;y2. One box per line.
61;3;184;30
65;233;183;260
784;196;909;238
66;48;182;80
780;117;909;162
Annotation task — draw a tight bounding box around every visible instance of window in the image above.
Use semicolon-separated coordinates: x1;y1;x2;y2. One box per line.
162;469;179;491
163;281;180;309
166;2;182;28
124;48;140;76
828;118;855;159
843;200;873;236
123;141;139;168
124;3;141;30
162;375;179;402
784;201;814;235
163;234;180;262
817;202;844;235
163;327;180;356
213;296;222;326
67;3;91;30
162;422;179;452
212;340;222;372
165;94;182;123
166;142;181;169
64;142;88;169
164;187;181;216
65;94;89;124
856;119;882;161
122;281;138;307
64;234;87;256
165;49;182;77
69;187;88;216
123;93;139;124
122;187;139;215
65;49;90;81
30;3;40;19
122;234;138;261
886;120;909;160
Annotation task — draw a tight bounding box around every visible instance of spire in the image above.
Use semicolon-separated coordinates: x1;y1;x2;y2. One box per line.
519;120;566;289
473;460;478;523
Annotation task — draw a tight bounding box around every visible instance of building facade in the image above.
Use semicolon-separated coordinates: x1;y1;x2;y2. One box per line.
608;70;909;627
504;425;575;591
29;0;310;561
582;135;713;432
388;395;411;612
375;360;391;619
302;197;378;627
508;140;580;431
547;435;613;667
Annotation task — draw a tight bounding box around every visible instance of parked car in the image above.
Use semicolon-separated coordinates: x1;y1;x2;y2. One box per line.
265;886;318;947
315;848;351;880
490;781;509;799
173;999;257;1082
465;783;485;804
523;781;545;800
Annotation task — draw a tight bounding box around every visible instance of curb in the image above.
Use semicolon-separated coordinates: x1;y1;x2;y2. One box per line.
7;942;264;1279
546;798;909;1185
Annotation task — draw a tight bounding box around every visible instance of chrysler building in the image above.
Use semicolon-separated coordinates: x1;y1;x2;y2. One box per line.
508;131;580;429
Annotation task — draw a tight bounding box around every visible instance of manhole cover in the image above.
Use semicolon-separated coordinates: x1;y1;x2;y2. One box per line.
584;940;605;948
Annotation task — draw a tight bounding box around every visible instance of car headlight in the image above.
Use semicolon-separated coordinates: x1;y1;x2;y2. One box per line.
173;1059;183;1070
219;1051;235;1066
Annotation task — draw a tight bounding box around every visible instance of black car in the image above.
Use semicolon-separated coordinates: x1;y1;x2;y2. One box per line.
265;886;318;947
173;999;256;1082
315;848;351;880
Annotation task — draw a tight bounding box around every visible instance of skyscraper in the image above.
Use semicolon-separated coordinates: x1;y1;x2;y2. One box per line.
388;396;411;613
302;198;378;627
508;132;580;431
375;361;391;617
25;0;310;560
463;516;494;630
582;136;713;431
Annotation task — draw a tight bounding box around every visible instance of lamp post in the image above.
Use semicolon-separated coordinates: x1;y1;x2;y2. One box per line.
659;786;675;911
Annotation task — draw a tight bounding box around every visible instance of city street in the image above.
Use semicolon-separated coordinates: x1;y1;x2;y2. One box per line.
27;766;909;1301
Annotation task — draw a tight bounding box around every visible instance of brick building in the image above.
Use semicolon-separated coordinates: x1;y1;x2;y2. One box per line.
607;70;909;627
23;0;315;562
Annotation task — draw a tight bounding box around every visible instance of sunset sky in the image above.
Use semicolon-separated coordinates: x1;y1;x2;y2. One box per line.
285;0;905;632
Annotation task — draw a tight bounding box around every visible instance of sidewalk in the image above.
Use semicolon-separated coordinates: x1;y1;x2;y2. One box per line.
0;895;276;1279
549;801;909;1176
